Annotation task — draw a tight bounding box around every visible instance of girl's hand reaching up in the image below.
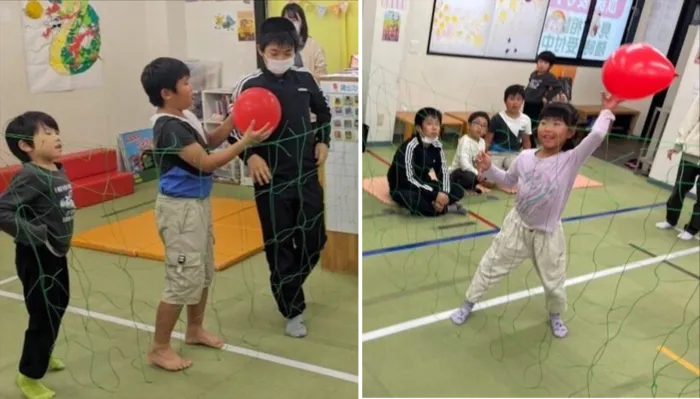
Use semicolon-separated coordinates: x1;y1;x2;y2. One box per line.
475;151;491;173
601;92;622;110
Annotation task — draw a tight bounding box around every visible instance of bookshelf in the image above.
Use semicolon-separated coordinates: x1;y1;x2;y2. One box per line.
201;88;252;186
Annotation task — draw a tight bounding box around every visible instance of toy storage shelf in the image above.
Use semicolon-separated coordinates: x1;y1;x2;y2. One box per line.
201;88;252;186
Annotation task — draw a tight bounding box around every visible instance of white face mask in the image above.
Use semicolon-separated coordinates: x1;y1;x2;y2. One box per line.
421;136;437;144
293;21;301;33
265;57;294;75
417;128;438;144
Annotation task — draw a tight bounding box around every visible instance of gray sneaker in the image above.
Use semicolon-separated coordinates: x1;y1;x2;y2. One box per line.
450;301;474;325
447;203;467;215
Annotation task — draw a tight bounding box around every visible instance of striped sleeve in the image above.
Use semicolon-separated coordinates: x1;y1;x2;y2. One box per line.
438;145;450;193
405;138;433;191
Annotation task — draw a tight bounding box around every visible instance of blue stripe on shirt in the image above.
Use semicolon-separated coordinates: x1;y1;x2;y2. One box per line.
159;167;213;199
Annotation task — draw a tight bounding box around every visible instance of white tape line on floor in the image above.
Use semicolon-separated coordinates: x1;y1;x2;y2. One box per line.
0;276;18;286
0;289;358;384
363;245;700;342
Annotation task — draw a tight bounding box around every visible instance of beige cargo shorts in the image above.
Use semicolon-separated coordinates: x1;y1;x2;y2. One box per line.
155;194;215;305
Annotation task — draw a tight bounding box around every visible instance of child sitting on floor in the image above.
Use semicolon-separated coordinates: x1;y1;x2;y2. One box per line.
486;84;533;172
449;111;489;194
387;107;466;216
450;93;622;338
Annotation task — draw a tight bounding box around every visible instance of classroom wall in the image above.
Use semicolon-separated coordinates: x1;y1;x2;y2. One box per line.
0;1;186;166
184;0;257;88
660;25;700;113
364;0;411;143
0;1;261;167
344;0;359;67
648;29;700;194
365;0;657;143
267;0;359;73
362;0;378;111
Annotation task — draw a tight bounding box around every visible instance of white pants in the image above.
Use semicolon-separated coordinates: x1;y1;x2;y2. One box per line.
465;208;568;314
491;153;518;171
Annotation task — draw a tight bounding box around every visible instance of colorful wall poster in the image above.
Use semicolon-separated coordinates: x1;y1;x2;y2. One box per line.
237;10;255;41
382;10;401;42
214;13;235;31
21;0;103;93
117;129;158;184
581;0;634;61
538;0;593;58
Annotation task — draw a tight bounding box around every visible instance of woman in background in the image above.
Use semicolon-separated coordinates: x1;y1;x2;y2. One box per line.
282;2;327;80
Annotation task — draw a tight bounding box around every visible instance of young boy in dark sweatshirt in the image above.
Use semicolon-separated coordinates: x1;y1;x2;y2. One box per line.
0;111;76;399
387;107;466;216
523;51;562;129
227;17;332;338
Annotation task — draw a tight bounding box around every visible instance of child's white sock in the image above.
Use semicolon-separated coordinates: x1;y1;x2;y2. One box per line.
285;314;307;338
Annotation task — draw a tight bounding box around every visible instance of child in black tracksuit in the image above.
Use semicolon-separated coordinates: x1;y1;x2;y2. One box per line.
387;107;465;216
227;17;331;338
0;112;75;399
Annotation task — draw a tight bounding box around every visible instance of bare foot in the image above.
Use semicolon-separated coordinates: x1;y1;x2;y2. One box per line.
148;347;192;371
185;327;225;349
476;184;491;193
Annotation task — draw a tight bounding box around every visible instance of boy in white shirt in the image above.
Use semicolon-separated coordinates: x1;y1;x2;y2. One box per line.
450;111;489;193
486;85;533;171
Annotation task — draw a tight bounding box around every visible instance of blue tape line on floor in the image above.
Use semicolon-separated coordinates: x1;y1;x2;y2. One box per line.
363;202;666;257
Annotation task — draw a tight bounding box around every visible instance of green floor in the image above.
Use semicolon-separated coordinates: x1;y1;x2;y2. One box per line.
362;146;700;398
0;182;358;399
2;145;698;398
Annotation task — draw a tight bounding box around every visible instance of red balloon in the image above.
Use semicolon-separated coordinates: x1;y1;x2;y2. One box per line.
602;43;677;100
232;87;282;133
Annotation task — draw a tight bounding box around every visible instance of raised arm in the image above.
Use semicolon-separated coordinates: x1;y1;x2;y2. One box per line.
570;109;615;167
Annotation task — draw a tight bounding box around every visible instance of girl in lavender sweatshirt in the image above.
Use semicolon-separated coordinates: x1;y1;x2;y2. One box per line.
450;93;622;338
